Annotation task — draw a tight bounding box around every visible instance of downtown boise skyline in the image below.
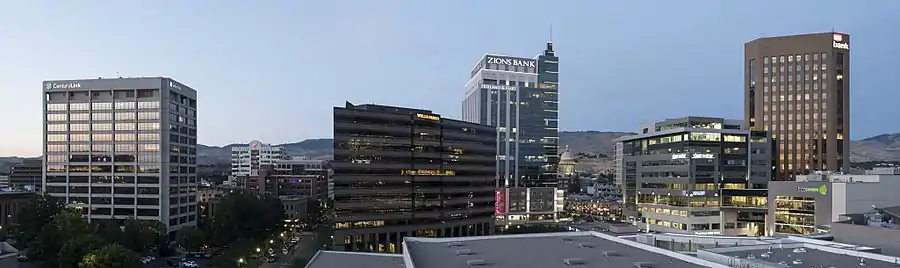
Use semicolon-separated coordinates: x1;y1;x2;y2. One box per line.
3;1;900;156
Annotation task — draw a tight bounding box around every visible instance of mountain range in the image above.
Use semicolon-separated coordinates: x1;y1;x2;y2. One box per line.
3;131;900;173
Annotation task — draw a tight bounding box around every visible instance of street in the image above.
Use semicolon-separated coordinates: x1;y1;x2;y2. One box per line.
258;233;316;268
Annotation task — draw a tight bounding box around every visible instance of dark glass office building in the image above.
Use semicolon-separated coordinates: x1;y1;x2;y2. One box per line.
461;42;559;188
332;102;496;253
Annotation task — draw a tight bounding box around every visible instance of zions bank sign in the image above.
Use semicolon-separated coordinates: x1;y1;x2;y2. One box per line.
486;56;536;68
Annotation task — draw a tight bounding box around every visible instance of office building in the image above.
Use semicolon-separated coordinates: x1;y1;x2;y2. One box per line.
332;102;496;253
42;77;198;233
252;158;332;200
230;140;286;183
461;42;560;189
744;32;851;181
305;231;732;268
8;159;42;191
831;206;900;256
614;117;772;235
766;172;900;236
494;187;564;226
0;191;36;229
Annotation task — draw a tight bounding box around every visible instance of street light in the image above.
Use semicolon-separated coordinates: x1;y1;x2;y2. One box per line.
269;239;274;244
256;248;261;253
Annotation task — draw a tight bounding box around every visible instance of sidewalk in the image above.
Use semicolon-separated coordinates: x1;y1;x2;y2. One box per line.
258;234;316;268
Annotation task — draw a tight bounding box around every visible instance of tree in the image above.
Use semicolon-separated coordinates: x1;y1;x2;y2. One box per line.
58;234;106;268
175;226;206;251
207;191;284;246
16;195;65;246
119;218;165;253
79;244;140;268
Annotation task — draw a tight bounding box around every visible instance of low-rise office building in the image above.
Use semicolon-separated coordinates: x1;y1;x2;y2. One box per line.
8;159;42;191
831;206;900;256
614;117;773;236
767;172;900;236
0;191;36;229
332;102;496;253
494;187;564;227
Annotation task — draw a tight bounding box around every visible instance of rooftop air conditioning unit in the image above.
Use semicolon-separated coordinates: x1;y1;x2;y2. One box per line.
448;242;464;248
467;259;488;267
633;262;655;268
563;258;586;265
456;249;474;256
578;243;594;248
603;251;622;257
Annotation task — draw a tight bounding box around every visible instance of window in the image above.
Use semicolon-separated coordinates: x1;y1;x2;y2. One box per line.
47;124;67;132
138;123;160;130
115;144;136;152
47;103;67;111
47;114;67;121
115;112;136;120
92;123;112;131
138;133;160;141
138;144;160;152
137;112;159;120
92;134;112;141
47;134;68;142
70;113;90;121
115;102;136;110
70;103;89;111
91;102;112;110
70;134;89;142
91;113;112;121
47;145;67;152
115;133;135;141
138;101;160;109
115;123;135;131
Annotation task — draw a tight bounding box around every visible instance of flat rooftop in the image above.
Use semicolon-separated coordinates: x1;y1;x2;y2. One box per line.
404;232;727;268
707;245;900;268
305;251;404;268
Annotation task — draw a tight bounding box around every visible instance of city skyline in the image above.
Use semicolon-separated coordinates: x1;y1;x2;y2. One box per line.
4;1;900;156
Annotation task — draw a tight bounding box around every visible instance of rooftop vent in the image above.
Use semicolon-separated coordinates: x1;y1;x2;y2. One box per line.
603;251;622;257
633;262;655;268
467;259;488;267
563;258;586;265
456;249;474;256
577;243;594;248
562;237;574;242
448;242;464;248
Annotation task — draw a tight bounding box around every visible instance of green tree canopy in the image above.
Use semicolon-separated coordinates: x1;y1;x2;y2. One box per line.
58;234;107;268
175;226;206;251
78;244;140;268
16;195;65;245
207;191;285;245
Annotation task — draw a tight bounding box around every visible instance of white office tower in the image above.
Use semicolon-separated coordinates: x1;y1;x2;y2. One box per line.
42;77;198;234
230;140;286;182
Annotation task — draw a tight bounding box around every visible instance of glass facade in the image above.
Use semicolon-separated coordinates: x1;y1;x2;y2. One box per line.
332;103;496;253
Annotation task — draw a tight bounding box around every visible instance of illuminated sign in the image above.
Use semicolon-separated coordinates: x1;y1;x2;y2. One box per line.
671;153;715;160
797;185;828;195
690;190;707;196
495;189;507;215
832;34;849;49
694;231;721;235
480;84;518;91
486;56;536;68
169;81;183;90
833;41;849;50
45;82;82;90
415;113;440;121
400;169;455;176
833;34;843;42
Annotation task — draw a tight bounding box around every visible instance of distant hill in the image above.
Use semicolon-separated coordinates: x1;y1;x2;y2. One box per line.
5;132;900;172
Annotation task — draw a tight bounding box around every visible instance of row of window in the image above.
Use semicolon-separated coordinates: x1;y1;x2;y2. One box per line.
47;112;161;121
47;143;160;152
47;122;160;132
46;164;161;173
47;133;160;142
47;175;165;184
47;185;161;194
764;53;828;64
47;153;161;163
47;101;160;111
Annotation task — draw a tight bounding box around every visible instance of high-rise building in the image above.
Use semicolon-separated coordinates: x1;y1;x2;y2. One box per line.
462;42;559;188
42;77;198;233
230;140;287;185
744;32;850;181
614;117;772;236
332;102;496;253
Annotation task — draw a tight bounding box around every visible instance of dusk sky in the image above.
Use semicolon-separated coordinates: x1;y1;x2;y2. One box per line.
2;1;899;156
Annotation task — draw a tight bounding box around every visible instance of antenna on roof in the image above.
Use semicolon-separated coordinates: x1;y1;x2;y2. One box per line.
549;23;553;43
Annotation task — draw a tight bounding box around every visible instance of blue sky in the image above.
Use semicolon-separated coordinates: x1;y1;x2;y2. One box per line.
2;1;899;156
